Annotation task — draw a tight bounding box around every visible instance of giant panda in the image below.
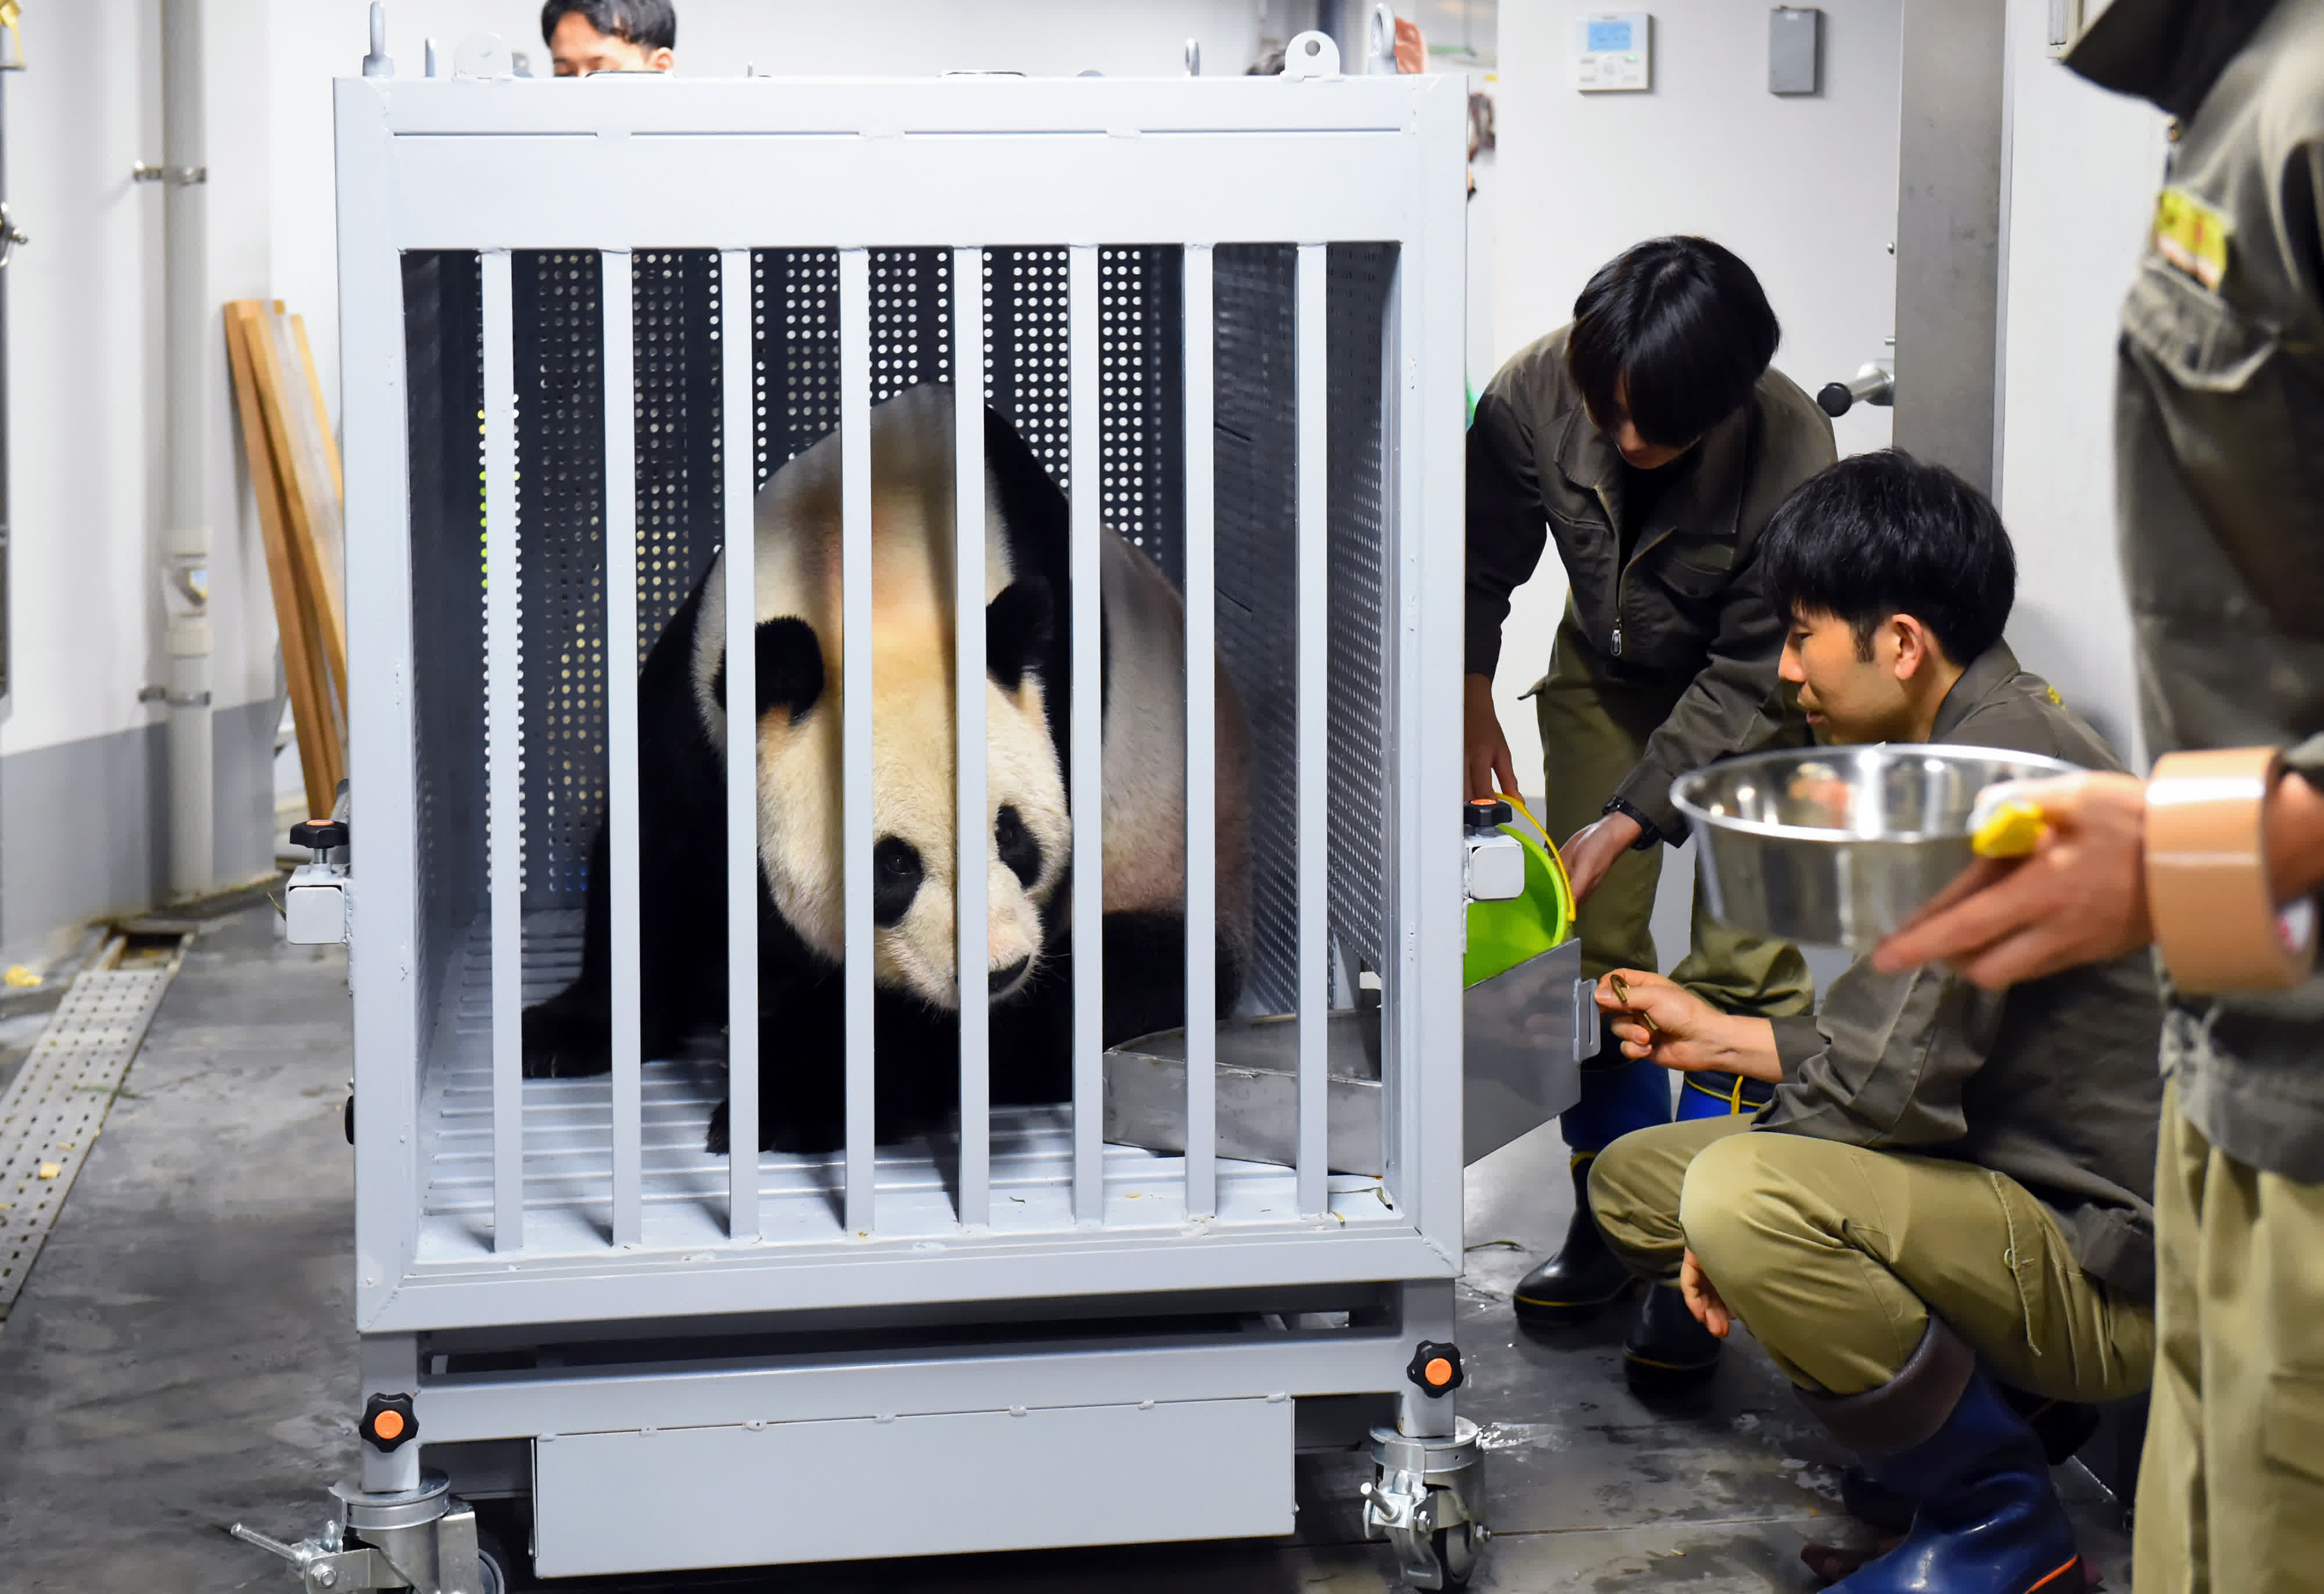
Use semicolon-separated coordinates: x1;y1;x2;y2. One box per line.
522;383;1254;1155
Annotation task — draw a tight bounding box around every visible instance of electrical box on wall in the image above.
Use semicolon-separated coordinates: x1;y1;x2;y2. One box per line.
1575;12;1651;93
1769;8;1821;95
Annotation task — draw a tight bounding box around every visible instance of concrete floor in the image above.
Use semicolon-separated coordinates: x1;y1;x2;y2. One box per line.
0;904;2133;1591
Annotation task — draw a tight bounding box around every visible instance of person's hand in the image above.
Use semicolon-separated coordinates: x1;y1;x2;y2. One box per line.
1593;968;1781;1080
1678;1248;1732;1338
1873;772;2151;989
1561;811;1644;902
1464;674;1519;803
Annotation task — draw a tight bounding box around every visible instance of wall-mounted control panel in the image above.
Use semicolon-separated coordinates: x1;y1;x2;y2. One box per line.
1575;12;1652;92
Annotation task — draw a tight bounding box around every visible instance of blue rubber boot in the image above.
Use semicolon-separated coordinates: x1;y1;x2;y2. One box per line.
1558;1054;1674;1151
1802;1320;2083;1593
1674;1068;1776;1122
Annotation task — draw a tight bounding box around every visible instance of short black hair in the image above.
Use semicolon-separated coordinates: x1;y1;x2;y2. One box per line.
1566;237;1780;449
541;0;675;51
1759;450;2017;665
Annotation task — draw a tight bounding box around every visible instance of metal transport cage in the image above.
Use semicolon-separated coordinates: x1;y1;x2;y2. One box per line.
242;19;1587;1593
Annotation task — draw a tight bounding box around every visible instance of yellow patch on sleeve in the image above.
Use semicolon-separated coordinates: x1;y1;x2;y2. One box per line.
2154;188;2232;292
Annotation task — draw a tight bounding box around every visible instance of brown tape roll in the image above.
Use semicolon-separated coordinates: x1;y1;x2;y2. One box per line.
2145;746;2318;995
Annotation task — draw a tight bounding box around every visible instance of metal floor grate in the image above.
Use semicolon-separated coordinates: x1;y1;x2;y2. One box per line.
414;916;1398;1260
0;950;184;1319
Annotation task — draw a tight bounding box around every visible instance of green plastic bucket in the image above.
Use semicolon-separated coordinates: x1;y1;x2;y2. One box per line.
1465;806;1577;989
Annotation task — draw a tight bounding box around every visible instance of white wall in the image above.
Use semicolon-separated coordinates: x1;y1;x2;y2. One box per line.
1486;0;1905;785
2;0;164;760
2;1;279;756
1994;0;2169;765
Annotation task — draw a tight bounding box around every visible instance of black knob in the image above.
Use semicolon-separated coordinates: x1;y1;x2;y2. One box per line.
1464;798;1512;833
290;820;347;852
1816;382;1853;419
360;1391;416;1452
1407;1340;1465;1396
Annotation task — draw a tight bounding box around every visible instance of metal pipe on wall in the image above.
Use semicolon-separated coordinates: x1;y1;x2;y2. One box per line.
1891;0;2007;497
160;0;214;899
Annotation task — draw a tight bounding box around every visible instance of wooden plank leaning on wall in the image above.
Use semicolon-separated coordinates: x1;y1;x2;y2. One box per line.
224;299;347;823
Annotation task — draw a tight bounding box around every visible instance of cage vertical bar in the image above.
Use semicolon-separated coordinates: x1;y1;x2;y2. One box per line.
839;247;877;1234
481;249;525;1254
953;246;990;1229
602;249;643;1248
720;248;761;1240
1067;243;1104;1223
1181;243;1218;1220
1295;242;1329;1219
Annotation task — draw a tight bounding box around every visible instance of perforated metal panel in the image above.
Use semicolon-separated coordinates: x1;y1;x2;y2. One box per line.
1213;245;1301;1015
1207;244;1397;1011
1325;245;1398;982
403;251;487;1042
515;253;608;909
1101;248;1185;586
754;249;839;476
0;958;182;1319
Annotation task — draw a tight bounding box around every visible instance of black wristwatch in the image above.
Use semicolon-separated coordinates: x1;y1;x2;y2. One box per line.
1604;795;1665;850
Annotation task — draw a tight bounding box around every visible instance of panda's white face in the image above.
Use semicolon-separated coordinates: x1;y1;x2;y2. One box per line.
693;416;1071;1013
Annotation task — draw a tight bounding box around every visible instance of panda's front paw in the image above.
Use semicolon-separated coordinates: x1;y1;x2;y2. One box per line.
522;995;612;1079
705;1098;731;1155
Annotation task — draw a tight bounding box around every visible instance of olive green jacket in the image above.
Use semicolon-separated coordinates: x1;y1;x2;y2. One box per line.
1759;646;2165;1300
2070;0;2324;1180
1465;326;1837;839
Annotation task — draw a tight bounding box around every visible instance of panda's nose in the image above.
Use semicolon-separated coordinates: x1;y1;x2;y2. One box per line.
989;957;1031;997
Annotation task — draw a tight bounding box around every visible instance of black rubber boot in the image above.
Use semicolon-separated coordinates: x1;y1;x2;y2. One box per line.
1512;1155;1636;1327
1840;1391;2101;1535
1623;1280;1723;1392
1800;1320;2083;1593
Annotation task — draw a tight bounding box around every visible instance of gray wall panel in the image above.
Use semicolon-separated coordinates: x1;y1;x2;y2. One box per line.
1;696;277;943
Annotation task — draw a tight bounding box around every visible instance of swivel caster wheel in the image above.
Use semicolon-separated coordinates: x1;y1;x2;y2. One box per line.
1363;1419;1487;1592
472;1528;511;1594
1386;1511;1480;1591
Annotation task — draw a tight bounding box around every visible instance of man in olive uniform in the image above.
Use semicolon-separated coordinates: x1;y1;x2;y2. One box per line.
1874;3;2324;1588
1592;454;2160;1592
1464;237;1832;1376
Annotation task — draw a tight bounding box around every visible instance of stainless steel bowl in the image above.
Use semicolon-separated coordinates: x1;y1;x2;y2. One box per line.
1670;744;2081;950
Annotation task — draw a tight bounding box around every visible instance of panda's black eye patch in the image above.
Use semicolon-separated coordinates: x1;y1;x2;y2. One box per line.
872;837;923;927
995;805;1042;890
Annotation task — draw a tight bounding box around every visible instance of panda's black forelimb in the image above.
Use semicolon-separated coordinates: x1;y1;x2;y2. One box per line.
523;576;730;1082
1098;910;1247;1048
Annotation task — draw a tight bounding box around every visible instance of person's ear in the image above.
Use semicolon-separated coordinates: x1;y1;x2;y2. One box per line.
1890;614;1932;683
649;46;675;71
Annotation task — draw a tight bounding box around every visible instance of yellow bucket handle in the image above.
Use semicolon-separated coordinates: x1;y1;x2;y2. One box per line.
1489;791;1578;922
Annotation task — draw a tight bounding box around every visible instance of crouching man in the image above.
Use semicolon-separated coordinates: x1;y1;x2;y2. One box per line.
1588;451;2162;1592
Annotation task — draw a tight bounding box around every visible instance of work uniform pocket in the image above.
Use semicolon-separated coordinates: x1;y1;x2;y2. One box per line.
1993;1172;2061;1365
2118;256;2324;632
1649;534;1736;602
2121;254;2280;392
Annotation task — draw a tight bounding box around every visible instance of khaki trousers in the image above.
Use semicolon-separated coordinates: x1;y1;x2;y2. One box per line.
2135;1079;2324;1593
1591;1115;2154;1401
1532;608;1813;1016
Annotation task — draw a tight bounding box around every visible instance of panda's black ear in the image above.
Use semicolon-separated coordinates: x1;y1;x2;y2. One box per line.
711;617;826;724
987;577;1053;693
